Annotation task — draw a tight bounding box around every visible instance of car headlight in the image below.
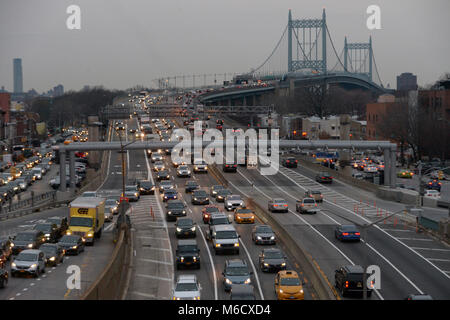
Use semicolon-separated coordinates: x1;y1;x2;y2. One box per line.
30;264;37;269
281;262;286;266
72;245;78;249
11;262;16;268
191;227;196;232
300;289;304;293
180;257;184;262
234;243;239;247
194;198;197;201
264;263;269;267
134;193;139;196
10;243;14;247
225;278;232;285
176;228;182;232
168;211;172;215
244;278;251;284
66;230;72;235
279;289;283;293
256;236;262;240
45;233;50;237
27;243;33;248
270;236;275;240
215;243;221;247
182;210;186;214
49;256;56;261
87;233;93;237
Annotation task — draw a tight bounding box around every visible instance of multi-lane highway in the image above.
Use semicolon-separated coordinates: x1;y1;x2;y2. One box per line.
122;101;450;300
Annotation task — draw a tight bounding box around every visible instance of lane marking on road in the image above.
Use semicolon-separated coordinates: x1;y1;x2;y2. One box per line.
395;238;433;241
137;236;170;241
410;247;450;252
277;166;450;281
237;169;389;299
139;258;172;266
129;291;158;299
136;274;172;282
427;258;450;262
239;238;265;300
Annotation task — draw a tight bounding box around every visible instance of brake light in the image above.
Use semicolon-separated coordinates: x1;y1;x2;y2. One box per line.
284;204;288;207
345;281;349;288
286;160;290;163
314;204;317;207
295;160;298;163
301;204;304;207
355;232;360;236
342;233;349;236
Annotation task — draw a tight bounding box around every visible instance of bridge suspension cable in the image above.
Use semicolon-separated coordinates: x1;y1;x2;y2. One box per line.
251;24;288;74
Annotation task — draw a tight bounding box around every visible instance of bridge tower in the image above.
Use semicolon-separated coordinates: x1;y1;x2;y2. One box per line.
288;9;327;74
344;36;373;81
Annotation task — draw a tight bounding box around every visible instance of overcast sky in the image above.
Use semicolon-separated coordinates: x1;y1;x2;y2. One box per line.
0;0;449;92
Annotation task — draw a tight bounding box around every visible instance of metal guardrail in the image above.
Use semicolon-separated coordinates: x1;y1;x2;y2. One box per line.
0;190;57;218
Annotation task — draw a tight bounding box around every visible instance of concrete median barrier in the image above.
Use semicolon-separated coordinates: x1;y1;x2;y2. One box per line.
209;160;336;300
82;225;131;300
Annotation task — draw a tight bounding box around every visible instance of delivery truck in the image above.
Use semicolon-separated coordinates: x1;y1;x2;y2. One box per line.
66;197;105;246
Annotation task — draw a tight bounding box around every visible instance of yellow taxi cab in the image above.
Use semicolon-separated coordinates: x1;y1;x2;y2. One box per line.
397;169;414;179
63;139;72;145
234;208;255;224
274;270;304;300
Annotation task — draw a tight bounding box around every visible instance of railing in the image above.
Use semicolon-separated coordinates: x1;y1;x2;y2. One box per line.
0;190;57;220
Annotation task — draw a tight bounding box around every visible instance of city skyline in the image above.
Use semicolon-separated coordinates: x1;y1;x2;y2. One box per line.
0;0;449;92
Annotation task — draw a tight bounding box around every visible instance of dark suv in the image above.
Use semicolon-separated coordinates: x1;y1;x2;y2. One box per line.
11;230;46;255
335;265;373;297
166;200;187;221
45;216;69;238
175;239;200;270
33;223;60;243
316;172;333;183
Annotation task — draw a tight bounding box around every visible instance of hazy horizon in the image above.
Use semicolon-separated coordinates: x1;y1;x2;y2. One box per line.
0;0;449;93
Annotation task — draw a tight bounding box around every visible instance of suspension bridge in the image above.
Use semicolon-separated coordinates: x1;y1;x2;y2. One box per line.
155;9;387;102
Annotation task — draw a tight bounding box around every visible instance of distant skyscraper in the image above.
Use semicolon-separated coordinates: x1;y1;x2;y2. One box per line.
397;72;418;91
13;58;23;93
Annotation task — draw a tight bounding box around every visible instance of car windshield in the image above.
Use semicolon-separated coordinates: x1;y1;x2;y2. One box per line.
211;217;228;225
237;209;252;214
168;202;184;208
46;218;61;225
140;182;153;187
177;219;193;226
69;217;93;227
228;195;241;200
105;200;117;206
218;190;231;196
226;266;249;276
34;224;52;232
213;186;224;191
60;236;79;243
40;247;57;255
342;225;358;232
179;166;189;170
280;277;301;286
303;198;315;204
256;226;273;233
205;207;219;213
347;273;365;281
311;191;321;195
194;191;206;197
175;283;198;292
16;253;38;262
274;199;285;203
161;181;173;186
216;231;238;239
82;192;96;197
264;251;283;259
178;245;197;253
165;190;177;195
14;233;35;241
125;186;136;191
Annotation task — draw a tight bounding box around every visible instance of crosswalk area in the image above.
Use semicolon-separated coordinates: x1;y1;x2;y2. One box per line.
126;194;174;300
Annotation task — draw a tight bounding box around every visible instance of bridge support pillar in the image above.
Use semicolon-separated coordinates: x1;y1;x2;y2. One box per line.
59;150;66;192
383;148;391;187
69;151;76;189
390;146;397;188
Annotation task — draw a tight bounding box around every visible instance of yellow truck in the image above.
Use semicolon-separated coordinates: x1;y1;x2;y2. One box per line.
66;197;106;246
